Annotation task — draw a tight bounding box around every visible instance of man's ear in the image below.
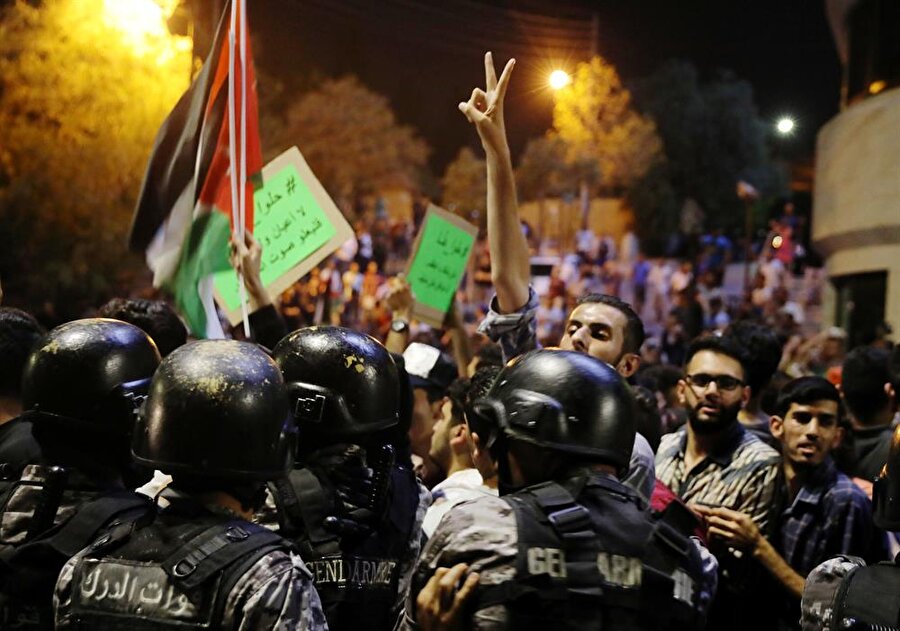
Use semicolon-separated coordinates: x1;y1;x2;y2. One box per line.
740;384;751;409
449;423;468;449
677;380;688;406
770;415;785;440
616;353;641;379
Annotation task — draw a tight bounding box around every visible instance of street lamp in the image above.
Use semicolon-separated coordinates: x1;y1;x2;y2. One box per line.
549;69;571;91
776;117;795;135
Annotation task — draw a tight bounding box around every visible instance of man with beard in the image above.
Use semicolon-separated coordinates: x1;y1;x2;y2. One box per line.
695;377;879;630
655;334;780;630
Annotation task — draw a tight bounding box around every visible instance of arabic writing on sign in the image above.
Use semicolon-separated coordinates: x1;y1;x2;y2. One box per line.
214;166;337;310
407;212;475;312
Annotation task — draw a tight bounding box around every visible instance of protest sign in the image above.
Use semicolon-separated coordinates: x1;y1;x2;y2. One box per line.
213;146;353;324
406;204;478;328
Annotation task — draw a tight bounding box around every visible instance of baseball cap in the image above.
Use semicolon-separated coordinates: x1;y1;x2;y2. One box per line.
402;342;458;394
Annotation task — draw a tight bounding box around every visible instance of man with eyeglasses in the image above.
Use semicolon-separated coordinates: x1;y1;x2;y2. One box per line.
696;376;880;630
655;334;781;631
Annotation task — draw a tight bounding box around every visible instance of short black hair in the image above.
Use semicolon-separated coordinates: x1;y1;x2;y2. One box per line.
842;346;893;423
0;308;45;397
474;343;503;369
774;376;841;418
577;294;645;355
632;385;662;452
683;334;748;380
98;298;186;357
636;364;683;394
465;364;501;439
728;321;784;396
446;377;469;426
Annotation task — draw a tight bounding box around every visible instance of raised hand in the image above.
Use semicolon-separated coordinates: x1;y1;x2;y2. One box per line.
458;52;515;157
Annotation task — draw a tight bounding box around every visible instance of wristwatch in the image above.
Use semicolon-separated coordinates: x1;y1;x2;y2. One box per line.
390;318;410;334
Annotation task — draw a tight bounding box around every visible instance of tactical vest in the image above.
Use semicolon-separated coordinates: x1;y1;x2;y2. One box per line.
479;474;707;631
0;464;74;550
0;490;154;630
272;464;416;631
830;556;900;631
60;507;289;630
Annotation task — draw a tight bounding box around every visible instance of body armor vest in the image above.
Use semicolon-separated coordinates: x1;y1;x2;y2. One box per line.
0;488;153;630
830;556;900;631
479;473;707;631
272;463;418;631
62;504;287;630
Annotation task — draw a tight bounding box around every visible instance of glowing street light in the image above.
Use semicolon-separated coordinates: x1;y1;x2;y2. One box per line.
776;117;796;135
102;0;191;63
549;69;571;91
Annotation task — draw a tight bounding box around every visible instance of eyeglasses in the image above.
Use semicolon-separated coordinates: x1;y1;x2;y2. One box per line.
686;373;744;392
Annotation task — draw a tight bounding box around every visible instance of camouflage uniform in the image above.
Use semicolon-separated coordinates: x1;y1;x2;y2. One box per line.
398;475;718;631
801;556;861;631
0;464;112;548
801;556;900;631
53;490;328;630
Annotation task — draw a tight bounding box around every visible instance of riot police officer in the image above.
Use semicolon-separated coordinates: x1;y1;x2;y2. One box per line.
272;326;426;631
53;340;327;630
801;424;900;631
400;349;716;630
0;318;161;628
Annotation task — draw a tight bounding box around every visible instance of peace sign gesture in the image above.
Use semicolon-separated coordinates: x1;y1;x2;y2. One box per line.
458;52;515;157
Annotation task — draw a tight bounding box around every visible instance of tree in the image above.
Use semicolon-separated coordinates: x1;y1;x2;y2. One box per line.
552;57;663;194
0;0;191;320
280;76;429;209
631;60;787;234
441;147;486;223
517;133;602;200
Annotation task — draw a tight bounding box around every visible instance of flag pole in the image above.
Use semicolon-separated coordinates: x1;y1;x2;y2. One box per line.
228;0;251;337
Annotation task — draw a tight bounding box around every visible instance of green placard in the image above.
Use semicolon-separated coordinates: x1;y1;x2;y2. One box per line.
214;164;337;310
407;212;476;312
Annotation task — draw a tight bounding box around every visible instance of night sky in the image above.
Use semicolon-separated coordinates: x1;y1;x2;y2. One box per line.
251;0;841;174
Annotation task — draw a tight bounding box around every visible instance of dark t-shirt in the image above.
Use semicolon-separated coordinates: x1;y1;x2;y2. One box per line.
851;425;893;482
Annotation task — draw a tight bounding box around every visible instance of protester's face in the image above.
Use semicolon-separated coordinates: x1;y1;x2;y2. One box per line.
771;400;842;468
559;303;639;377
409;388;444;458
678;350;749;434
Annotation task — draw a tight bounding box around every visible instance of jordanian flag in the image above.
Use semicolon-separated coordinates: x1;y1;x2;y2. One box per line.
128;0;261;338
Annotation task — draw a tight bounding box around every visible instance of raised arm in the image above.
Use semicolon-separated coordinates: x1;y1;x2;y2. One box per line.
458;52;530;313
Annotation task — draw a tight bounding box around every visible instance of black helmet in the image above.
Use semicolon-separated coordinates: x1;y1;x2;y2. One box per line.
874;425;900;530
21;318;160;434
132;340;294;481
472;349;636;471
273;326;400;439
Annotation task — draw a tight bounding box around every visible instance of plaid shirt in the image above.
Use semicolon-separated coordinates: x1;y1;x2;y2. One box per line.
477;287;539;363
655;422;781;531
775;457;878;576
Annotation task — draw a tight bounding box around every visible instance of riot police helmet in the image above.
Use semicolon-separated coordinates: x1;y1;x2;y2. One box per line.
471;349;636;471
874;425;900;530
21;318;160;435
132;340;294;480
273;326;400;440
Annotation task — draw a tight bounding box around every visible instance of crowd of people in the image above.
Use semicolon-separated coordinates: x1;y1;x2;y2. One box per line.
0;53;898;631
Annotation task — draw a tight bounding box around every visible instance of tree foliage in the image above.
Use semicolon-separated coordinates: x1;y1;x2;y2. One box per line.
0;0;191;320
280;76;429;205
552;57;663;193
516;133;601;201
441;147;486;221
631;60;787;235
